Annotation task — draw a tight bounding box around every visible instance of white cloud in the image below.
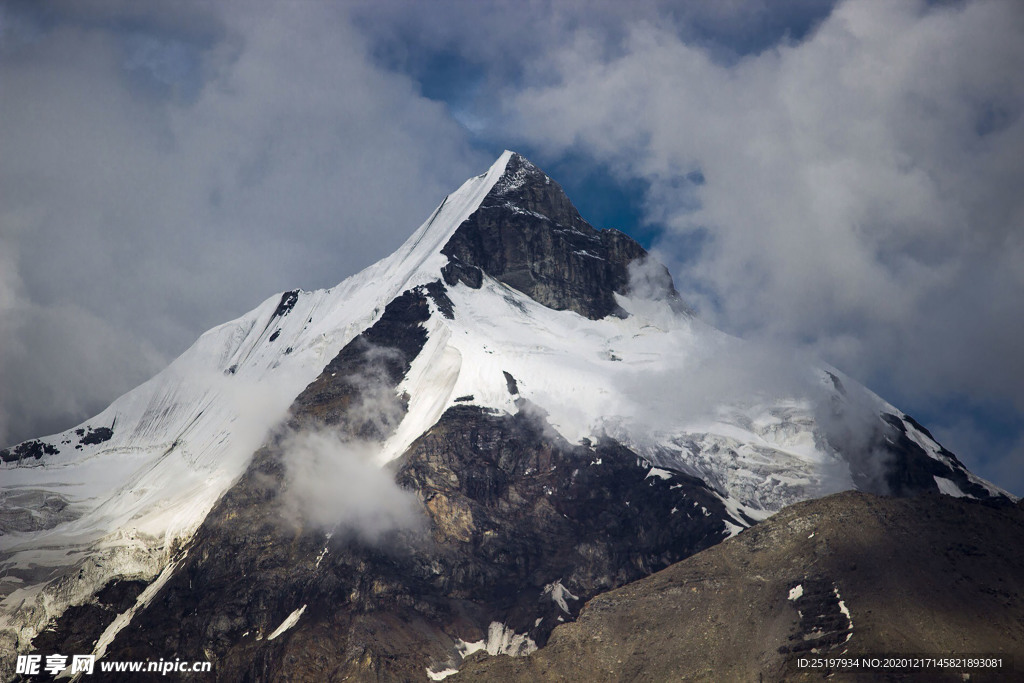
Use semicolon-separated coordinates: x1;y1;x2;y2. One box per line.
4;0;1021;496
0;2;484;445
279;428;424;541
506;0;1024;483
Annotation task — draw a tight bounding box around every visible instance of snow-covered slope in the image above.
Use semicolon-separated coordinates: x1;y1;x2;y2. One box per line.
378;263;1007;526
0;152;514;648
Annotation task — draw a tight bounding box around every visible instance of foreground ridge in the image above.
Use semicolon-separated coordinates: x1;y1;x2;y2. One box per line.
461;491;1024;682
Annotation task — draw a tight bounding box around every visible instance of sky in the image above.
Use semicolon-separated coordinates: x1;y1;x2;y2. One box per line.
1;0;1022;495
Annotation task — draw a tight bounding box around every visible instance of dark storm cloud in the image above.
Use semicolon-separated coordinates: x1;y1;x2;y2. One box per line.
0;0;486;446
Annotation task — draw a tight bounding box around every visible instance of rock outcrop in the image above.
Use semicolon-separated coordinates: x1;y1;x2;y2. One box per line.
461;491;1024;682
441;153;682;320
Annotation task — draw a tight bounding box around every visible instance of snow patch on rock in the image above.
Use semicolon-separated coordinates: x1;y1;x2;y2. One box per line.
267;605;307;641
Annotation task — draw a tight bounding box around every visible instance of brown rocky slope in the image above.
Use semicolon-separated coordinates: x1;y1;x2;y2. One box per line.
460;491;1024;682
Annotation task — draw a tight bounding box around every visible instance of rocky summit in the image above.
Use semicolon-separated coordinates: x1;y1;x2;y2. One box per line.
1;152;1016;682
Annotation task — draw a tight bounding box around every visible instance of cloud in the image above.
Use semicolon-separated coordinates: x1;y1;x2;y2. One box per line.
278;428;424;542
500;0;1024;491
0;1;485;446
613;266;893;497
4;0;1021;497
0;298;165;447
604;310;896;497
278;334;425;540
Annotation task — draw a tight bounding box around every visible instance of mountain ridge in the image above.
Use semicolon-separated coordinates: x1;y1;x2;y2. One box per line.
460;490;1024;682
0;151;1014;681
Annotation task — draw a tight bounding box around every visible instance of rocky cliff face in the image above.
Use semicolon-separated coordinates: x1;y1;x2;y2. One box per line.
461;491;1024;683
441;153;681;320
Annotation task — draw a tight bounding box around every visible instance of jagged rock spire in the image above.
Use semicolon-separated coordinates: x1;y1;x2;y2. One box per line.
440;152;679;320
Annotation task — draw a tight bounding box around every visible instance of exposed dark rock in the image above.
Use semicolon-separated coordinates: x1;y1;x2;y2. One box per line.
878;412;992;498
462;491;1024;682
394;406;734;615
0;439;58;463
268;329;281;342
441;258;483;290
79;426;113;446
901;413;937;442
288;287;431;437
272;290;300;318
778;577;851;654
825;370;846;395
425;279;456;319
503;371;519;395
31;579;149;659
440;154;682;320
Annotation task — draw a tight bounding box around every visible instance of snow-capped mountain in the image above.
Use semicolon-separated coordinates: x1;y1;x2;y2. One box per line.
0;151;1012;680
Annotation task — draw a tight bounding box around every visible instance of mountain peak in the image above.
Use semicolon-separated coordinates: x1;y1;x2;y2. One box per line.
440;152;679;319
366;150;682;321
486;151;589;232
2;149;1015;683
